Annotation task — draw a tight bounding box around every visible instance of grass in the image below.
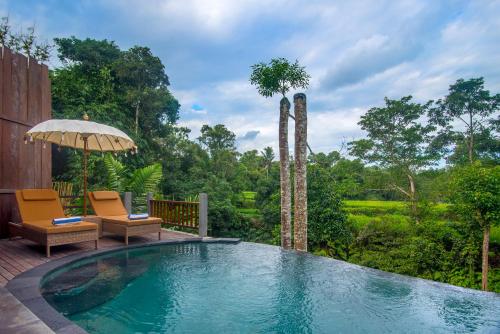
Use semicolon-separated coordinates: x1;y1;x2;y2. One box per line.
492;226;500;245
346;200;498;245
344;200;451;218
347;213;411;230
237;208;261;219
344;200;406;208
241;191;256;200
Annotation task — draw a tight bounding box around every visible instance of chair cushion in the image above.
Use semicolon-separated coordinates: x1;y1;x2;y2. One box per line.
22;189;58;201
92;191;120;200
16;189;65;222
23;220;98;234
101;215;162;226
88;191;128;216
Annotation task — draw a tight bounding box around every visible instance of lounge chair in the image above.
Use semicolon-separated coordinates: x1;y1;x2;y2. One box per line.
88;191;162;245
10;189;98;257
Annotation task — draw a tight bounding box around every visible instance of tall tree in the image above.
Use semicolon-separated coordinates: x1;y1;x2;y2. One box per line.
198;124;239;180
451;163;500;291
113;46;172;134
349;96;441;213
198;124;236;156
51;37;179;182
260;146;275;178
431;78;500;164
294;93;308;251
250;58;310;249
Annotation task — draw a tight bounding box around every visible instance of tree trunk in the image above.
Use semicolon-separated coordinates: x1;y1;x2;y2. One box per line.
482;225;490;291
407;174;416;215
279;97;292;249
135;101;140;134
468;110;474;164
294;93;308;252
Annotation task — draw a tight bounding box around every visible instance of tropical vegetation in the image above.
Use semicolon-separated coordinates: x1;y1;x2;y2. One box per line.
5;18;498;292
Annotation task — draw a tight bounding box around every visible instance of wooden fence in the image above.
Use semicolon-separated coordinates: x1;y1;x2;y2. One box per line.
149;193;208;237
0;47;52;238
150;200;199;228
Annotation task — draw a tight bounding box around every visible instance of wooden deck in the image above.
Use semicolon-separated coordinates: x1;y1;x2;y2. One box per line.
0;229;199;287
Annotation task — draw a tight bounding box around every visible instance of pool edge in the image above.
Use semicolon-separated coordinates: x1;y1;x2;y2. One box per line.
5;237;240;334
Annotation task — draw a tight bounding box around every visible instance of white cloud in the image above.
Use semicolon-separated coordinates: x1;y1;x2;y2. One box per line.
103;0;287;40
4;0;499;155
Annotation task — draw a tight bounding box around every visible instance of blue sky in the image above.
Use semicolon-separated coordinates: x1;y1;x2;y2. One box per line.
2;0;499;153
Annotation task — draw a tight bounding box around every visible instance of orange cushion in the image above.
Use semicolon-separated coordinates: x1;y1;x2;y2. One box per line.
88;191;128;216
92;191;120;200
23;220;98;234
101;215;162;226
22;189;58;201
16;189;65;222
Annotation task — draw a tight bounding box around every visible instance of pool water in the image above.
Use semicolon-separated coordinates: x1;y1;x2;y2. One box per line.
41;242;500;333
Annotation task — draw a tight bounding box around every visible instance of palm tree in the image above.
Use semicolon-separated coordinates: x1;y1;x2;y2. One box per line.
260;146;275;178
250;58;310;249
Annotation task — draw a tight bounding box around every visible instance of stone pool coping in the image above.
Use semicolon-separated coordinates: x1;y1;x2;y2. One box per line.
5;237;240;334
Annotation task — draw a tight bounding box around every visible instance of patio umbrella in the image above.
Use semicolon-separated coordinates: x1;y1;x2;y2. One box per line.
25;115;137;215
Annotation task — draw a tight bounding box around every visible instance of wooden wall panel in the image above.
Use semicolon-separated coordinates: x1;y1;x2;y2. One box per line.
0;48;51;237
0;48;3;117
2;48;12;119
40;64;52;187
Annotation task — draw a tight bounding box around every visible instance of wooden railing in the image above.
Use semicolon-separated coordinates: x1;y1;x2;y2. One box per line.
150;199;199;229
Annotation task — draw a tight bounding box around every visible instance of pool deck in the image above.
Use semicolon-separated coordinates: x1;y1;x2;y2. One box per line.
0;229;198;287
0;228;203;334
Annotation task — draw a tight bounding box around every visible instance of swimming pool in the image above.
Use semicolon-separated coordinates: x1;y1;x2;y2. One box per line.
41;242;500;333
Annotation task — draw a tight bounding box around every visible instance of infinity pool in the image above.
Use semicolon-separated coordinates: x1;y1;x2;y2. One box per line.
41;242;500;333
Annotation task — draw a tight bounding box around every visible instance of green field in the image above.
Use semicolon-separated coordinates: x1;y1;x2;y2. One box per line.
238;197;499;245
345;200;499;245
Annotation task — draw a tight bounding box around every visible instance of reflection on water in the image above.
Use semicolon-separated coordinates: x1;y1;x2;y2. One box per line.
42;248;161;315
41;243;500;334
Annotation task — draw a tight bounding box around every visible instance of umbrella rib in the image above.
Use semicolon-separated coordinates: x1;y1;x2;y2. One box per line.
117;138;125;151
105;135;115;151
95;134;104;152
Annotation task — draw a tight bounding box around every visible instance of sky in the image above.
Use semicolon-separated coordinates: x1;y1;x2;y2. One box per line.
2;0;500;154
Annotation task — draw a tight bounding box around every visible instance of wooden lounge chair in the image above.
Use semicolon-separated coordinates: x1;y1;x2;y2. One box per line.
88;191;162;245
10;189;98;257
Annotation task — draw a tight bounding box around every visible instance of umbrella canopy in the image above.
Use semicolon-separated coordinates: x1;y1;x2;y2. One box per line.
26;119;137;152
25;117;137;216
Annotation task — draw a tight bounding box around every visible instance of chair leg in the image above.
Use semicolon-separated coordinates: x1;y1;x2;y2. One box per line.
158;231;161;240
46;245;50;258
95;239;98;250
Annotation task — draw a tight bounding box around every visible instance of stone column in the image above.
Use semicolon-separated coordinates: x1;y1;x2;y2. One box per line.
124;192;132;214
199;193;208;237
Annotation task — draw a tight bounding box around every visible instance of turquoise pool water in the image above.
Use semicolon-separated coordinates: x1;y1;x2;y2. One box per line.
41;242;500;333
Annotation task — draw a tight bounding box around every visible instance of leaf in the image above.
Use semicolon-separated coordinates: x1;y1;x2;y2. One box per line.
128;163;162;196
103;153;127;192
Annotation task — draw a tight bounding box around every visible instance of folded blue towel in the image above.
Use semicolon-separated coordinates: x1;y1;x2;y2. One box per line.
53;217;82;225
128;213;149;220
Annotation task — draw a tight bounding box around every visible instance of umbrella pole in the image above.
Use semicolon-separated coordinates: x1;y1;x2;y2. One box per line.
83;137;88;216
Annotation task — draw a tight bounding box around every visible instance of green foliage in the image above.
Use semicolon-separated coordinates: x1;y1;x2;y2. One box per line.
50;36;499;293
348;96;443;205
430;77;500;164
198;124;236;155
451;163;500;228
250;58;310;98
0;17;52;62
103;154;162;210
307;165;351;250
51;37;180;182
